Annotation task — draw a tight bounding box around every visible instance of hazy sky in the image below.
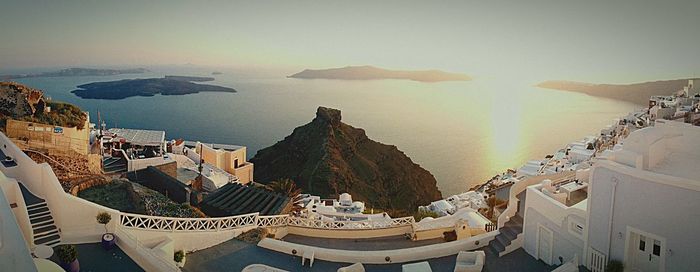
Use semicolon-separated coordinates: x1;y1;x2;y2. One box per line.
2;0;699;83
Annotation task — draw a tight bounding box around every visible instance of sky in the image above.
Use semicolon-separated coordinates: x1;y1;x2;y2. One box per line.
1;0;699;83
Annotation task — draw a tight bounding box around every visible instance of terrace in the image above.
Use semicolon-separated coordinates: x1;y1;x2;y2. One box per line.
182;238;556;272
46;243;143;272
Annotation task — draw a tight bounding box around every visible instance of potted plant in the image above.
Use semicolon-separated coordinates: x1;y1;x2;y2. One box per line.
605;259;624;272
174;250;186;267
96;212;115;250
55;245;79;272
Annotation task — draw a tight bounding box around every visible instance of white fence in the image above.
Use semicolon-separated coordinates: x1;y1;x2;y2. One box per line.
286;216;415;230
120;212;258;232
119;212;415;232
587;247;607;272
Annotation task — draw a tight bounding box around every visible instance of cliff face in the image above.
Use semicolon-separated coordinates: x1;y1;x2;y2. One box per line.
251;107;443;214
0;82;46;118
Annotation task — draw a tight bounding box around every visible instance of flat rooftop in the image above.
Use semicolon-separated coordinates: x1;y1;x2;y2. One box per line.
650;151;700;183
184;140;244;151
107;128;165;146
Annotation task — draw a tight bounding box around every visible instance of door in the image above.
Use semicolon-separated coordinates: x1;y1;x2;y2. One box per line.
627;229;663;272
537;225;553;264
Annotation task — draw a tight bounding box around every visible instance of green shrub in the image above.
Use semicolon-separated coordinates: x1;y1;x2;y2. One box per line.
605;259;624;272
55;245;78;263
174;250;185;263
414;209;439;222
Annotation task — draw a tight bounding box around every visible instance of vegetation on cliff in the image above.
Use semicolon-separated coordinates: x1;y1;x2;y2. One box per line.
251;106;443;215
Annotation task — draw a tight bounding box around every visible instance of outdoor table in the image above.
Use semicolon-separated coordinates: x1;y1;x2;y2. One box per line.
34;245;54;259
559;182;588;201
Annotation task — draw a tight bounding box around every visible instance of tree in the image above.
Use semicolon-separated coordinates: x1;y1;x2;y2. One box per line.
267;178;302;197
96;211;111;233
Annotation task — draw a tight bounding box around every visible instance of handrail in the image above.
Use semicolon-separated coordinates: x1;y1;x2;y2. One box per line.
119;211;415;232
120;212;259;232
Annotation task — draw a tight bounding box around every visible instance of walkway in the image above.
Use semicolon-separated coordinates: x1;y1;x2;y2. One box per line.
282;234;444;250
183;238;556;272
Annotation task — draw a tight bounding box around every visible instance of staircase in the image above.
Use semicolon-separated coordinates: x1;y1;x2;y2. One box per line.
19;184;62;247
103;156;127;174
486;214;523;257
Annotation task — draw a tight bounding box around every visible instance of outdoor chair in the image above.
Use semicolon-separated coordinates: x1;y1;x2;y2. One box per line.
453;250;485;272
338;263;365;272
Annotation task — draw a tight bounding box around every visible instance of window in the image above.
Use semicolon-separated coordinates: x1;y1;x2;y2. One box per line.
639;235;646;251
568;220;584;239
653;240;661;256
234;158;239;168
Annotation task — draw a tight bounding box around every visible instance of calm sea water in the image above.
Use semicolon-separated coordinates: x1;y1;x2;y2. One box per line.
12;67;640;196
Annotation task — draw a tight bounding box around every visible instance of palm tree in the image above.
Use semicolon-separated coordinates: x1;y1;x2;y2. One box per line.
267;178;302;197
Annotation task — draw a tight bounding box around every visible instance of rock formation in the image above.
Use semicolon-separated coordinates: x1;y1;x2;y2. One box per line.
0;82;46;118
251;107;443;214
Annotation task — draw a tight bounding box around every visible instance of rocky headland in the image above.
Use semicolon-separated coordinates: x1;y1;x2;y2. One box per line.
250;106;443;215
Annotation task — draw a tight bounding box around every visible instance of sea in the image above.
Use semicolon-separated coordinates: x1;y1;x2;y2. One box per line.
8;66;640;196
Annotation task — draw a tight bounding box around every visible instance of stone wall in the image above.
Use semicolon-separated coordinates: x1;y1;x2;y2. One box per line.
5;119;89;155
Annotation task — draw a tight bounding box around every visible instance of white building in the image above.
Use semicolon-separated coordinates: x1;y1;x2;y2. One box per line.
584;120;700;272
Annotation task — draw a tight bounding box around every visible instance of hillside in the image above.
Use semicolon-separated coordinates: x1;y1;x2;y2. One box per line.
250;107;442;215
537;78;698;105
289;65;471;82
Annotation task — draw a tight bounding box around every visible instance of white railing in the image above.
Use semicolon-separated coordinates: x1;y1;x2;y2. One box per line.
286;216;415;230
257;215;290;227
120;212;258;232
120;211;414;232
587;247;607;272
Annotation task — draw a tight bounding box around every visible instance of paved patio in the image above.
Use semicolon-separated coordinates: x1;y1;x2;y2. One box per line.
282;234;444;250
183;238;558;272
48;243;143;272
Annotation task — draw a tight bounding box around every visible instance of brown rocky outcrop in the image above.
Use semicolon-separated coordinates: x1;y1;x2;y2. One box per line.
251;107;442;214
0;82;46;118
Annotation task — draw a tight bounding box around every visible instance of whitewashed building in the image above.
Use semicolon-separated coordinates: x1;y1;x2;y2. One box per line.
584;120;700;272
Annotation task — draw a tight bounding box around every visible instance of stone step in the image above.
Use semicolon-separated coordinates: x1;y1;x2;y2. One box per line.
33;220;56;230
29;210;51;220
26;201;48;210
500;226;520;241
33;224;57;236
45;240;61;247
489;238;506;253
35;234;61;246
495;233;513;247
34;229;59;240
27;205;49;215
30;215;53;225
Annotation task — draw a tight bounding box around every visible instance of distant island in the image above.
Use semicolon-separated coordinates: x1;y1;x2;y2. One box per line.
537;78;699;105
163;75;215;82
212;71;223;75
1;67;149;79
71;76;235;100
288;65;471;82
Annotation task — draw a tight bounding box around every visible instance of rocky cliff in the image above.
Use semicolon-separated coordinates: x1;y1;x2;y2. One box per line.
251;107;443;214
0;82;46;118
